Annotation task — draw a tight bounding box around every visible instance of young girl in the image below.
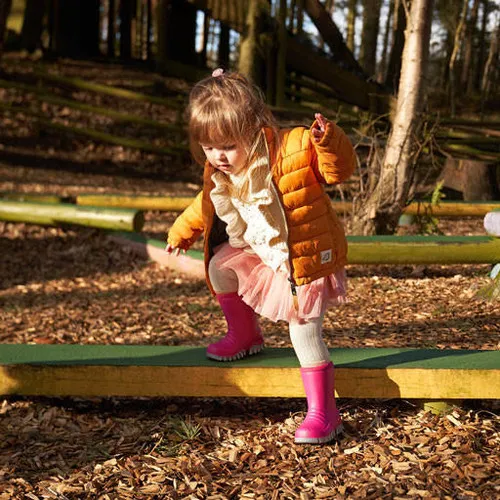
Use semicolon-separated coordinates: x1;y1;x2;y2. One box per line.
166;69;355;444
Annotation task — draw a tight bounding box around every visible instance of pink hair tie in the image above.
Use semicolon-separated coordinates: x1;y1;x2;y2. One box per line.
212;68;224;78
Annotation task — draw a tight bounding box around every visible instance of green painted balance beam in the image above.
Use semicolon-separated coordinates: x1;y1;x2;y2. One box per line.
0;201;144;232
1;345;498;400
110;233;500;270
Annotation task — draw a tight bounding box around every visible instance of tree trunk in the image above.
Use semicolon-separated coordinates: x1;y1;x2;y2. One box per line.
377;0;393;83
480;19;499;114
296;0;304;35
352;0;434;235
198;10;209;66
0;0;13;57
359;0;382;77
318;0;334;49
20;0;47;53
346;0;357;52
146;0;152;60
156;0;197;65
304;0;364;74
238;0;267;87
107;0;116;57
275;0;287;106
218;22;230;68
474;0;489;91
384;0;406;92
52;0;100;57
448;0;468;117
461;0;480;94
120;0;134;59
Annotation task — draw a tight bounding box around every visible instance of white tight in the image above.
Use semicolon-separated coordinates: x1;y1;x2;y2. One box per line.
208;253;330;367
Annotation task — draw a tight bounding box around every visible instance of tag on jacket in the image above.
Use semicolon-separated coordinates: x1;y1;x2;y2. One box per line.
321;249;332;264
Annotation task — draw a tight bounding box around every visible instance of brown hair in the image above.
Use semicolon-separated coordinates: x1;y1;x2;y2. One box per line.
187;70;278;170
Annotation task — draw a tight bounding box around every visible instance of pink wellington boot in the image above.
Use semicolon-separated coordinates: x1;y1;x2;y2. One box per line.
206;292;264;361
295;362;343;444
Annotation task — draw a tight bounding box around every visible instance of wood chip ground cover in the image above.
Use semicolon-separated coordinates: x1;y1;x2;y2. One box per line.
0;58;499;499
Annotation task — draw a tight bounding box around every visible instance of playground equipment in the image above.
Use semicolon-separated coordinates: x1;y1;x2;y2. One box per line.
1;345;498;404
110;232;500;271
0;200;144;232
76;194;500;217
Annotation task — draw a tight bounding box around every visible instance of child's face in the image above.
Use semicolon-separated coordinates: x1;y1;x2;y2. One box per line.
201;142;247;175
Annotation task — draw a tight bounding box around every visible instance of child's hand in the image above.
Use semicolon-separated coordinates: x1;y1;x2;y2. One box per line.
312;113;327;142
165;243;185;256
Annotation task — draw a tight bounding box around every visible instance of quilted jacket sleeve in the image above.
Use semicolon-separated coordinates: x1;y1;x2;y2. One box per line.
166;191;205;250
309;119;356;185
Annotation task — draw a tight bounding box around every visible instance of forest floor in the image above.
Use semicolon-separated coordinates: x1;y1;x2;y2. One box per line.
0;55;499;499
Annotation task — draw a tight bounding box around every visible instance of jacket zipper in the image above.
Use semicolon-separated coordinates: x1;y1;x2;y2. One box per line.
265;138;299;311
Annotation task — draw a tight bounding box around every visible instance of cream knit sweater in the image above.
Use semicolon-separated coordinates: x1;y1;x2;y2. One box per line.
210;155;290;273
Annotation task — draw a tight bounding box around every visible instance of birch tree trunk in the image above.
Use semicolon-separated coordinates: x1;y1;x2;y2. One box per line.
352;0;434;235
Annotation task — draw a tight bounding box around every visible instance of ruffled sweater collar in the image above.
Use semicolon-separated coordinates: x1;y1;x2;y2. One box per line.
209;148;289;271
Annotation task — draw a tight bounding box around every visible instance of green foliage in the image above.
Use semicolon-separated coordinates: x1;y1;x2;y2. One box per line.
413;180;446;235
172;416;202;441
475;272;500;302
151;416;202;457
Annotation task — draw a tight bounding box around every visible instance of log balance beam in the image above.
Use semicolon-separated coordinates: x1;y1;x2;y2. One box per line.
1;345;498;401
110;233;500;278
76;195;500;218
0;200;144;232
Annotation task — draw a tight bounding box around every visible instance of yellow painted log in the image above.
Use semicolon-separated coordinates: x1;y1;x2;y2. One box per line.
76;194;500;217
347;235;500;265
1;346;498;400
0;192;66;204
2;362;499;399
404;201;500;217
77;194;195;211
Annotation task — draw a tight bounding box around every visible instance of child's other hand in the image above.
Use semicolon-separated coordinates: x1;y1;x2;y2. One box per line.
165;243;185;256
312;113;327;142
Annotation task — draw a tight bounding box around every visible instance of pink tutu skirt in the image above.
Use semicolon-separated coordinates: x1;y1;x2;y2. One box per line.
213;243;347;323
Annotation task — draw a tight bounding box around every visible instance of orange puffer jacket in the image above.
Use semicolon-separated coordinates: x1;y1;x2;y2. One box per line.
167;119;356;294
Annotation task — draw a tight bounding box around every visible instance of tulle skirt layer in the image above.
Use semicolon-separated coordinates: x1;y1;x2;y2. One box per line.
213;243;347;323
